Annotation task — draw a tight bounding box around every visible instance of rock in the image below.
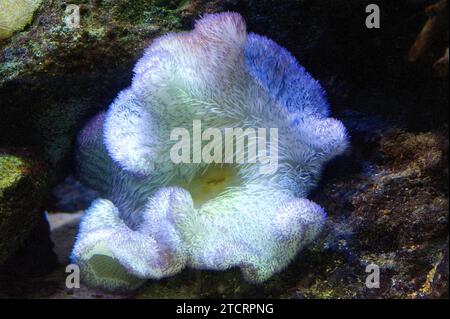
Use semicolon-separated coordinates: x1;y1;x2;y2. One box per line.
299;126;449;299
427;243;449;298
408;0;449;77
0;151;46;264
0;0;197;182
0;0;188;85
0;0;42;41
51;176;99;212
48;211;83;264
0;150;56;282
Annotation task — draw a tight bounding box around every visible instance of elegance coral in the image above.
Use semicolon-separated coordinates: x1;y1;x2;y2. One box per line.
71;12;349;291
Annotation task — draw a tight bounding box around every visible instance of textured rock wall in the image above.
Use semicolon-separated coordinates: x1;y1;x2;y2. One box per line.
0;150;57;282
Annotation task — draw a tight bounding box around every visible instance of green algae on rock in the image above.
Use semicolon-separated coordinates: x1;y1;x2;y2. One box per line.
0;0;42;40
0;152;48;264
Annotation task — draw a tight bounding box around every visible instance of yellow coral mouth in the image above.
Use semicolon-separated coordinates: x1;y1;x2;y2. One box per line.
179;164;241;208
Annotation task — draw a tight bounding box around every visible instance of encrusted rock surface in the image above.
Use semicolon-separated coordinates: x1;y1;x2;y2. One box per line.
0;151;46;264
0;0;191;181
0;150;56;287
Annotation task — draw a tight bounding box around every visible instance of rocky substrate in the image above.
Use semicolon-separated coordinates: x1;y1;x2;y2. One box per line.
0;150;57;290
